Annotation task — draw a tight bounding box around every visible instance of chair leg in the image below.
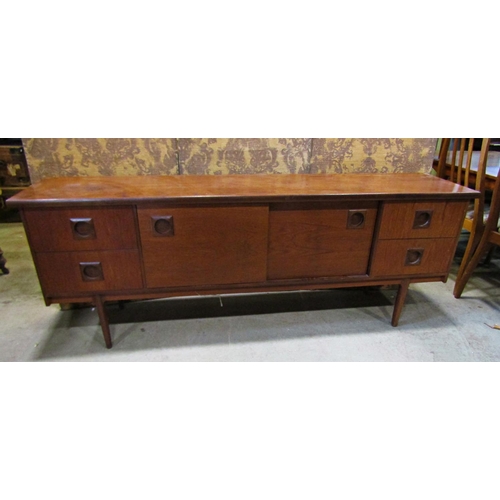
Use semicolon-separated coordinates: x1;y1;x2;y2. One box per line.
454;228;483;293
482;244;496;266
454;241;494;298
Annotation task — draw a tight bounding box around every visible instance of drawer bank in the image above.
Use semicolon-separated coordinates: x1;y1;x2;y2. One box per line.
8;174;478;349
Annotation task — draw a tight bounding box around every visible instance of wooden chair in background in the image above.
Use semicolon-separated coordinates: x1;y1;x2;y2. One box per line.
454;160;500;297
436;138;495;297
436;138;487;188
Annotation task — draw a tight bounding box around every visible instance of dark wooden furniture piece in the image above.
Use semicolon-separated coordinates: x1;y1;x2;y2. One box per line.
0;247;8;274
0;143;30;199
7;174;478;348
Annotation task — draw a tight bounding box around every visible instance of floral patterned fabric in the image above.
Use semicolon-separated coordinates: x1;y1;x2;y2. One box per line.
309;138;437;174
24;138;178;183
23;138;437;181
178;138;312;174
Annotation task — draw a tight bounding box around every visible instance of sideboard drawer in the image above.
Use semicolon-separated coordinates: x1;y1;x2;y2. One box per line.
377;201;468;240
268;202;377;279
370;238;458;277
138;206;269;288
35;250;143;295
24;207;138;252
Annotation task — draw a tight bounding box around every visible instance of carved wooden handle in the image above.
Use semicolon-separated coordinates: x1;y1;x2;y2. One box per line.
151;216;174;236
347;210;366;229
70;218;96;239
413;210;433;229
80;262;104;281
405;248;424;266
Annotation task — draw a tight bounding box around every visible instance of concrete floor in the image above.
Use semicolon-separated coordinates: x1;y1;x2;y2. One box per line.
1;219;500;361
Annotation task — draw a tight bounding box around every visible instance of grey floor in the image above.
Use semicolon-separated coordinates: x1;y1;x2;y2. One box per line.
1;219;500;361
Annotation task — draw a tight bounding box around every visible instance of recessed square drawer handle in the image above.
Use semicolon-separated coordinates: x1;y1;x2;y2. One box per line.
413;210;433;229
347;209;366;229
151;216;174;236
80;262;104;281
70;218;96;239
405;248;424;266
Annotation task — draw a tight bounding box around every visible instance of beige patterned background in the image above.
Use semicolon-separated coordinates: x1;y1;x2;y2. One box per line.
23;138;437;182
24;139;178;182
309;138;436;174
178;138;313;175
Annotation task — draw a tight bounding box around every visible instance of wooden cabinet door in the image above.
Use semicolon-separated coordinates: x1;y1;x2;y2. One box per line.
138;206;269;288
267;202;378;280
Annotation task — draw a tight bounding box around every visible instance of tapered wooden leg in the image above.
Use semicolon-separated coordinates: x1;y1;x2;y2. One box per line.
454;241;493;298
392;279;410;327
95;295;112;348
454;228;483;295
483;245;496;266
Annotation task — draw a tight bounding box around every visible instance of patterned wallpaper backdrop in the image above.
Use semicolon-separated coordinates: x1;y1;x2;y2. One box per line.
178;138;313;174
23;139;178;182
23;138;437;182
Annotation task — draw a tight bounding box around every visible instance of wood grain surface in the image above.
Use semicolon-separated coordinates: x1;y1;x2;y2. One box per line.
370;238;458;277
268;202;377;279
377;201;469;240
8;174;479;208
23;206;138;252
35;250;143;295
138;206;269;288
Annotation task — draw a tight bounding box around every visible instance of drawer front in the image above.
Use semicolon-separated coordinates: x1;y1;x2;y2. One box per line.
138;206;269;288
370;238;458;277
24;207;138;252
35;250;143;295
267;202;377;280
377;201;468;240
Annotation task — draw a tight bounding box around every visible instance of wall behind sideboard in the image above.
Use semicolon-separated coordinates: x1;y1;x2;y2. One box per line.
23;138;437;182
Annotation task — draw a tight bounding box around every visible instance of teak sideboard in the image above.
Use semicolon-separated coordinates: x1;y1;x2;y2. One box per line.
8;174;478;348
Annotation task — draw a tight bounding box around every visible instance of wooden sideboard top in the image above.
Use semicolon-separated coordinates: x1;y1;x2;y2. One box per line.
7;173;479;207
